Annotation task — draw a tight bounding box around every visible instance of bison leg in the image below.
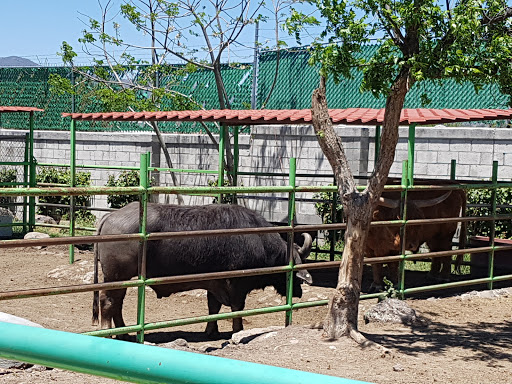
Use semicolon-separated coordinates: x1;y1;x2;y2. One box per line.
205;291;222;338
388;261;400;286
427;238;453;282
230;295;247;334
369;264;384;292
100;288;127;330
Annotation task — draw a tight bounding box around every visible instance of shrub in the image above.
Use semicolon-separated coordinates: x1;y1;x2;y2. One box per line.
106;170;140;209
0;168;17;211
466;187;512;239
207;178;239;204
313;188;345;246
37;167;94;222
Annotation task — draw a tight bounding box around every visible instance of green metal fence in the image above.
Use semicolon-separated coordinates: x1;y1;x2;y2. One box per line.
1;155;511;343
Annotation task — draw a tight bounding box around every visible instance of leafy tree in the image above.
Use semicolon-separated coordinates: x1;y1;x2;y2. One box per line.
288;0;512;343
52;0;297;198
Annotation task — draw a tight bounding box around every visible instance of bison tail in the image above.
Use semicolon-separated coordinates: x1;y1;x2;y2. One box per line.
455;192;468;275
92;239;100;325
92;291;99;326
92;215;107;326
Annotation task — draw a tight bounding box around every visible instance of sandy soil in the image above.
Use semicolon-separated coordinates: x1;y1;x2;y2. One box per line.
0;245;510;384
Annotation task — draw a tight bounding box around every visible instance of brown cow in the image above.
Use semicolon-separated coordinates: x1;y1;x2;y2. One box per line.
367;188;466;291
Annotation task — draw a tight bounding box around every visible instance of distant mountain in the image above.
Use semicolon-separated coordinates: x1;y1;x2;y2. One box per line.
0;56;39;67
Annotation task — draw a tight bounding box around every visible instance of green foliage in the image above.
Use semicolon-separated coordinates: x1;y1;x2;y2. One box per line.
313;188;344;245
207;178;239;204
0;168;17;209
378;277;400;301
467;187;512;239
106;170;140;209
0;168;17;185
295;0;512;105
36;167;94;222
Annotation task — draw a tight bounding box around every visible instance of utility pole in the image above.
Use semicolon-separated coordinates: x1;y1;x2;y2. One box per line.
251;21;259;109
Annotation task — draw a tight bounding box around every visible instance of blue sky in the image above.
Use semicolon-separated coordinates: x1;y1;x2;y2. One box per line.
0;0;323;66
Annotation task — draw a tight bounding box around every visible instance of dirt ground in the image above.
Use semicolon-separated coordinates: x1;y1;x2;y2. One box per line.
0;245;510;384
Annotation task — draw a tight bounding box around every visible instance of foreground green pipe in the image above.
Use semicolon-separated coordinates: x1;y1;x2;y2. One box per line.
0;322;367;384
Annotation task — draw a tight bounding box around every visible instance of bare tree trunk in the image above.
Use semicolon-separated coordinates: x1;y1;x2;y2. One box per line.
150;121;185;205
323;200;372;339
311;71;412;343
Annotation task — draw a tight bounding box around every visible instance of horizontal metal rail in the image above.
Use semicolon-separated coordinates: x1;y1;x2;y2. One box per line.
1;176;512;342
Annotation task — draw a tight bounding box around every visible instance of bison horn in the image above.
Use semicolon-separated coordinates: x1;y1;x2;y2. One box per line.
377;196;400;209
411;191;452;208
297;233;313;260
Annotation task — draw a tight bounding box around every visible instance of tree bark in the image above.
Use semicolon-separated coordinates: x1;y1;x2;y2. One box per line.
311;70;412;341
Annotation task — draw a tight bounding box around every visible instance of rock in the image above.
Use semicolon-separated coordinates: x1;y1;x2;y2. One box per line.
364;298;419;325
231;326;284;345
0;313;44;369
479;290;499;299
159;338;190;352
23;232;50;249
35;215;57;225
0;208;14;238
47;260;92;283
393;363;404;372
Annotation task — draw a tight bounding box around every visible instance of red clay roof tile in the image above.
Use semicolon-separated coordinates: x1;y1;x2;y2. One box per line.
62;108;512;126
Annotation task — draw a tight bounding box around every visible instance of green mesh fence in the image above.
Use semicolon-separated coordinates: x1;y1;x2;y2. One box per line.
0;65;252;133
0;44;510;133
257;46;510;110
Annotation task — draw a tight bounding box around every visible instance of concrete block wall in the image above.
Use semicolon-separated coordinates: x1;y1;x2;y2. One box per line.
1;124;511;224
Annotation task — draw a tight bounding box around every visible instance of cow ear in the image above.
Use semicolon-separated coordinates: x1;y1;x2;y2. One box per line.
296;269;313;285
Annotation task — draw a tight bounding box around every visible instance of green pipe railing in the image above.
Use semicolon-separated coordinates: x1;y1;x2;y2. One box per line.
0;321;367;384
2;150;512;342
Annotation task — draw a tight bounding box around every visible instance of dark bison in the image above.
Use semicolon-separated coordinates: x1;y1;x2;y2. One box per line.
92;202;313;337
367;188;466;291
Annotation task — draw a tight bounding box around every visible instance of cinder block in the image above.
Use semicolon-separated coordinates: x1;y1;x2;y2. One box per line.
416;150;437;163
428;140;450;152
459;152;481;165
449;142;471;152
470;165;493;179
426;163;449;177
437;151;458;164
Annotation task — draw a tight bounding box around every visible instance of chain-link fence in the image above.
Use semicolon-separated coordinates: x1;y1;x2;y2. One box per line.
0;134;27;226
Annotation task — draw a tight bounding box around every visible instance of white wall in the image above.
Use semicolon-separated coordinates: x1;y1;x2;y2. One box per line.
1;124;511;224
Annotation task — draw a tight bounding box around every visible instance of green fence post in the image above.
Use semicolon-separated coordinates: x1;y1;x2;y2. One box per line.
69;119;76;264
450;159;457;181
233;126;239;204
488;161;498;290
407;124;416;187
28;112;36;231
23;132;29;233
137;152;150;343
217;124;227;203
285;158;297;326
374;125;381;166
398;160;409;295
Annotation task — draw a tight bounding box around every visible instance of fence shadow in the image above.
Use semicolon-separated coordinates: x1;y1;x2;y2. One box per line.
367;319;512;367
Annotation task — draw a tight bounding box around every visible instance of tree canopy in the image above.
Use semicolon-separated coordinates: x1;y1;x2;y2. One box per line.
289;0;512;104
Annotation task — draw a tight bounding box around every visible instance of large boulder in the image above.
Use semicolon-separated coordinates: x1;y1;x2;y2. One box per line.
364;298;419;325
35;215;58;225
23;232;50;249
